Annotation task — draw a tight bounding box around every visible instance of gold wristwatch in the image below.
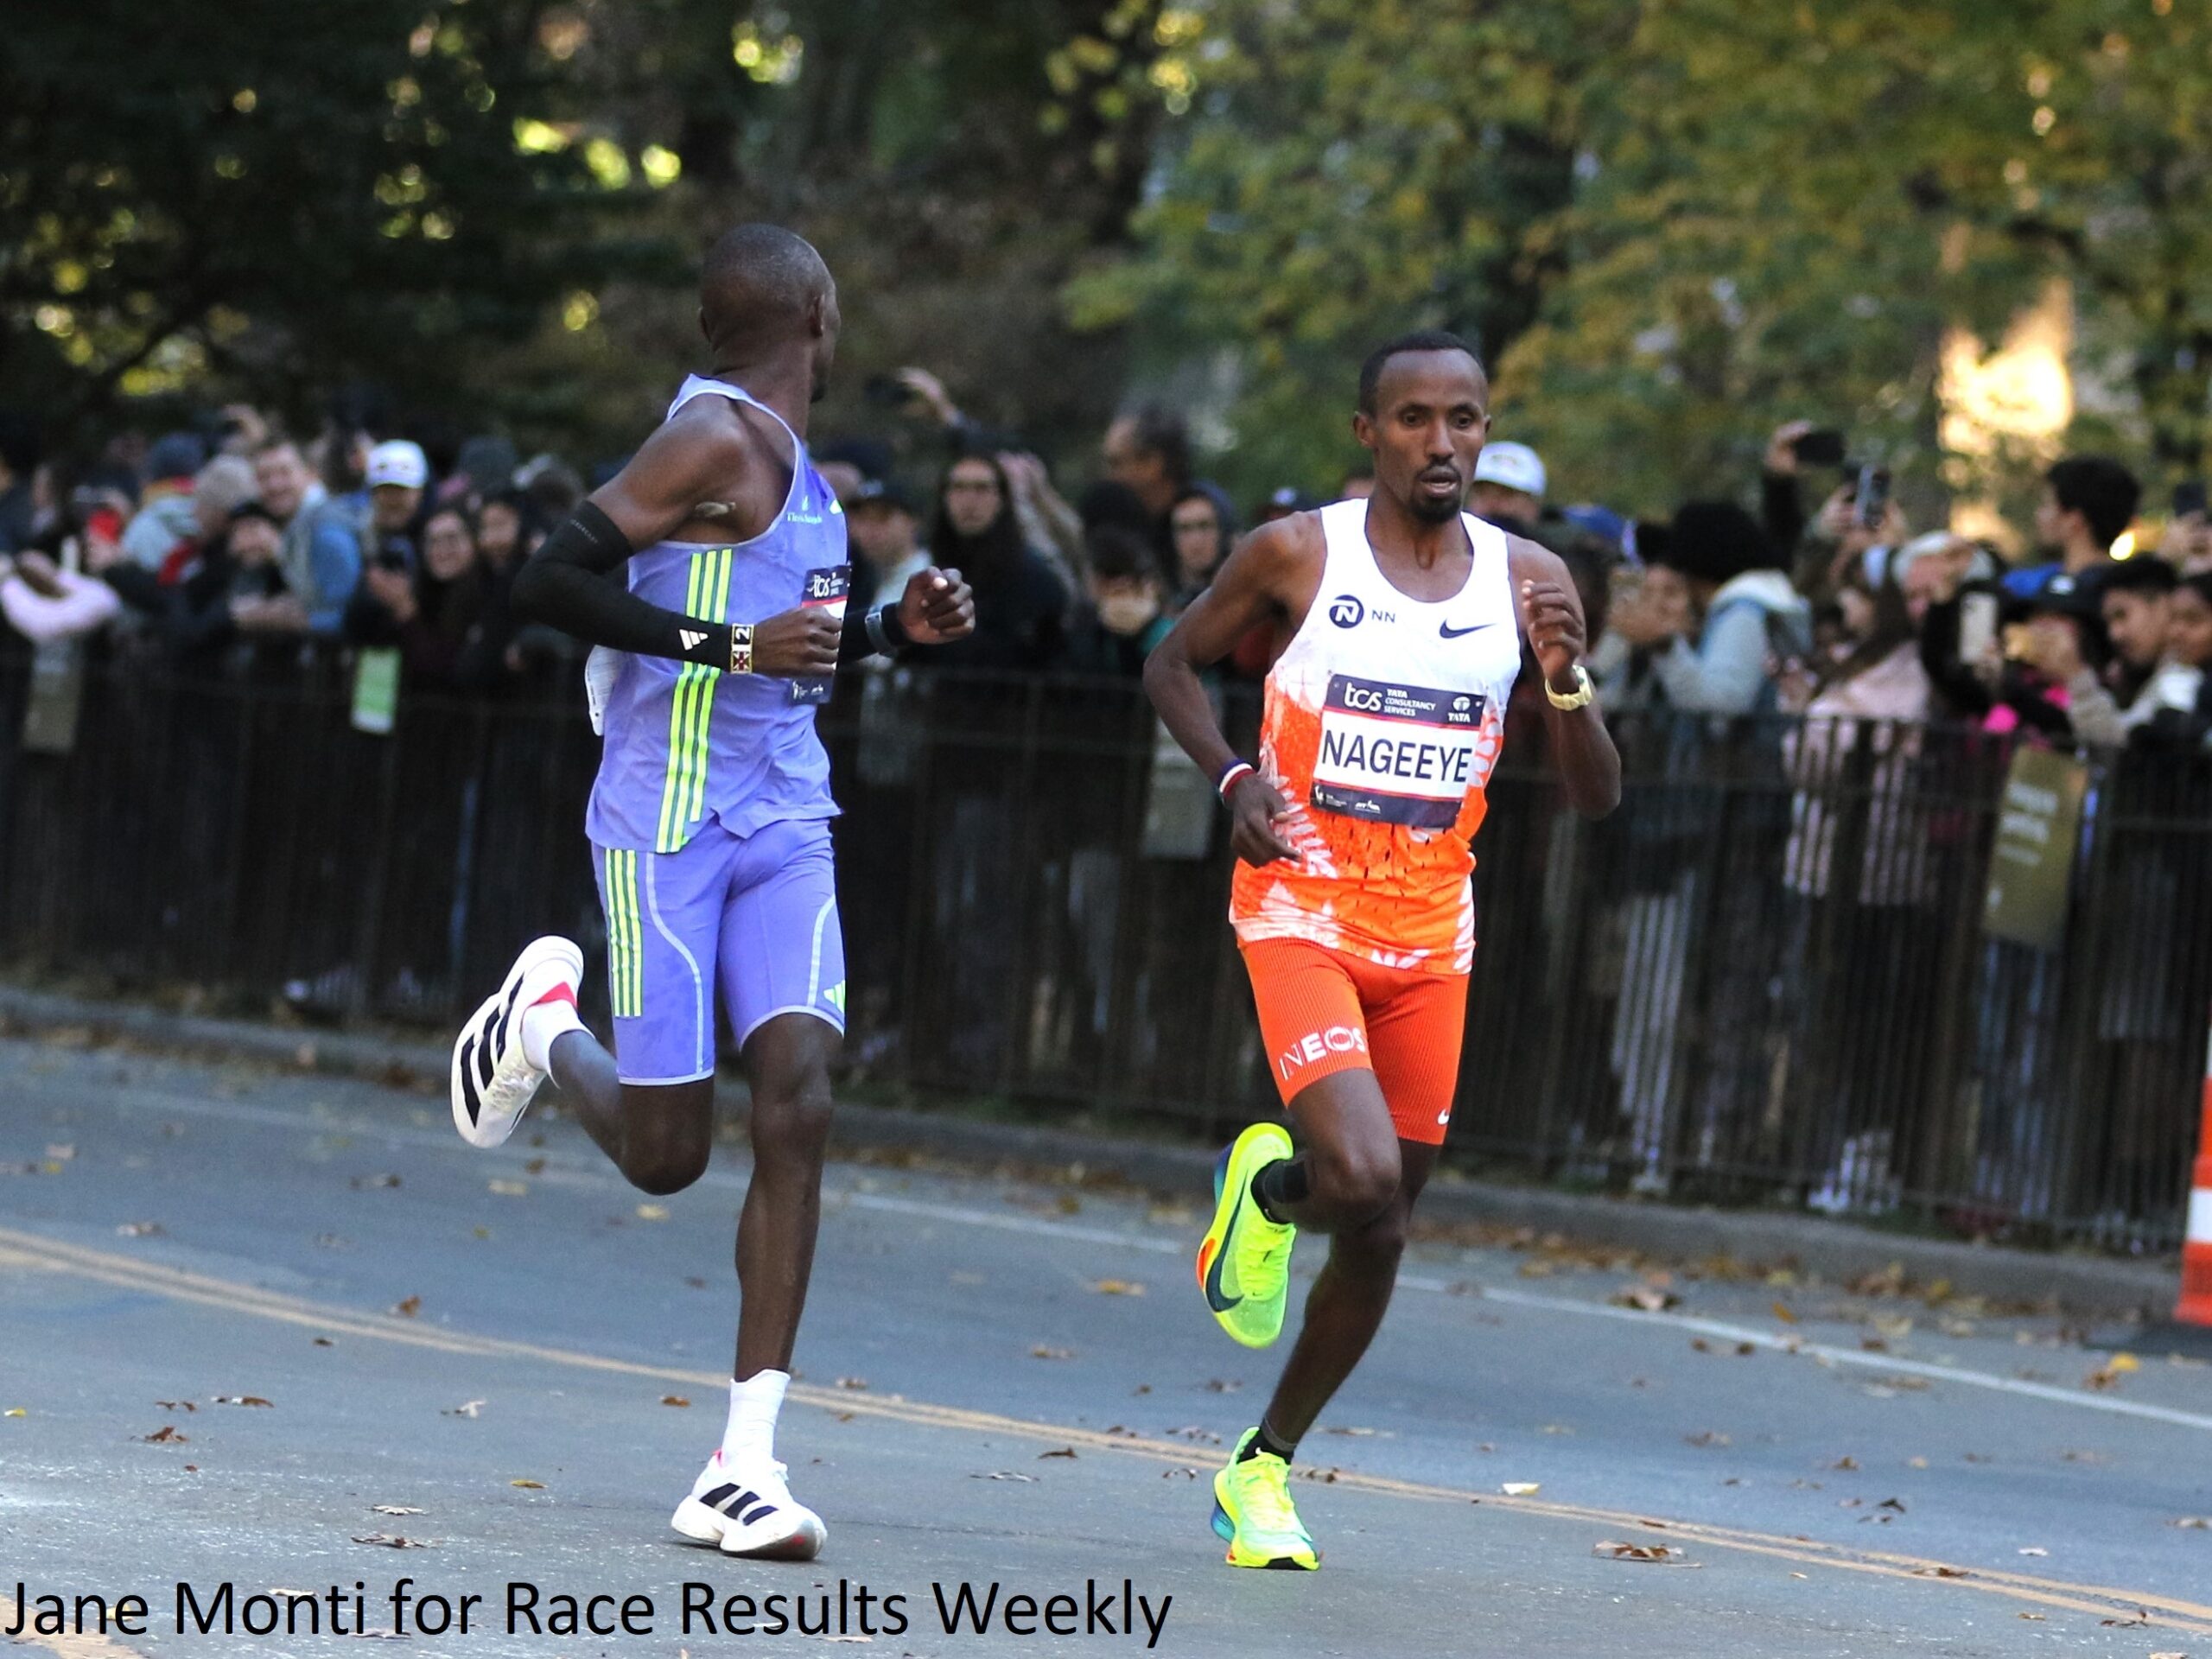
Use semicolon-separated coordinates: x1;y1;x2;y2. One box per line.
1544;664;1594;710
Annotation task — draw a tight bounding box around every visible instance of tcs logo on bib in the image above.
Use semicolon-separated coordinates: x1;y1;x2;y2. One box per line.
1276;1022;1368;1082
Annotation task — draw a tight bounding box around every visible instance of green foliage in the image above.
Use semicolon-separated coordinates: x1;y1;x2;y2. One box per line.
1093;0;2212;512
0;0;656;444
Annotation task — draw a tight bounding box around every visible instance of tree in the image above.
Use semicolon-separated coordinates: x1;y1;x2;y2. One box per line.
1089;0;2212;512
0;0;660;449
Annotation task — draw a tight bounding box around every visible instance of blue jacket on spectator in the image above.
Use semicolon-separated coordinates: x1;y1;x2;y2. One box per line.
280;487;365;637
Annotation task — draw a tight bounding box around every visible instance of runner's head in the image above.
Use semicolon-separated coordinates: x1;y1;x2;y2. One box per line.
700;224;841;402
1353;331;1490;525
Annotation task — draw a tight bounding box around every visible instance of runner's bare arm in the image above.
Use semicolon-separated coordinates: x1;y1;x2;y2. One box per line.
511;408;837;677
1145;518;1313;866
1508;537;1621;817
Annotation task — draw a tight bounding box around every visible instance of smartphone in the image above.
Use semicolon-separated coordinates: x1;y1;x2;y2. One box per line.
1958;591;1998;666
2175;480;2209;518
1791;429;1847;467
1855;465;1891;528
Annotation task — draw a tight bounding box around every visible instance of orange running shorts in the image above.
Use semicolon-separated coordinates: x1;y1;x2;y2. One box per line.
1239;937;1469;1145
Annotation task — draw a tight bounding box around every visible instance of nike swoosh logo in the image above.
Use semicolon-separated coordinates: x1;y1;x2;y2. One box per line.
1203;1191;1245;1313
1440;621;1495;639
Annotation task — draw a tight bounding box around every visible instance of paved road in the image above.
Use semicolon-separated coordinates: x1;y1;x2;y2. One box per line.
4;1035;2210;1657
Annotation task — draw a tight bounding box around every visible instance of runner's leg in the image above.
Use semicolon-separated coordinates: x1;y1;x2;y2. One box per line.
1259;1129;1437;1443
731;1012;839;1377
719;819;848;1378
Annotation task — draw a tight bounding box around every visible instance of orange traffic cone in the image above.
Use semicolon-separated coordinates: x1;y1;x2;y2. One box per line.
2177;1073;2212;1328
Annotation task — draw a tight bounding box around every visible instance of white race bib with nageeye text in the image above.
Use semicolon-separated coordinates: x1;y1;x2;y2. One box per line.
1309;673;1486;829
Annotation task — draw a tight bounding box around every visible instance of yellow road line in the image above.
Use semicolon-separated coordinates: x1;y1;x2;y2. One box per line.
4;1224;2208;1637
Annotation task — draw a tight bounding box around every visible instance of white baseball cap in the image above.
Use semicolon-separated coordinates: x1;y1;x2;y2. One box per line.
365;440;429;491
1473;441;1546;499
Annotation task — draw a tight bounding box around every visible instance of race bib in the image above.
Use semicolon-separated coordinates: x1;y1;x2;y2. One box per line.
786;564;850;705
1309;674;1484;829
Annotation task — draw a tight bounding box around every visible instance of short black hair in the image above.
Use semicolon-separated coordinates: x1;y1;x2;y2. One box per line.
1118;404;1192;488
2046;455;2141;548
1085;524;1158;585
2101;554;2177;596
701;223;831;352
1358;330;1485;415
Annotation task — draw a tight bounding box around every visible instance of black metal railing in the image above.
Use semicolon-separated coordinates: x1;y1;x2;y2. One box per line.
3;644;2208;1252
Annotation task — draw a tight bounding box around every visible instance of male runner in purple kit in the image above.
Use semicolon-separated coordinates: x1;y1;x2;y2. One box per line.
446;224;973;1560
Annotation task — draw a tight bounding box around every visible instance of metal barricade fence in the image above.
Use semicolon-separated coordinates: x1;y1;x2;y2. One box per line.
3;644;2208;1252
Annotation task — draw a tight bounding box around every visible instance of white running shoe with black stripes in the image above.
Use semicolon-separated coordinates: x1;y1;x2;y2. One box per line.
671;1449;828;1560
450;937;583;1150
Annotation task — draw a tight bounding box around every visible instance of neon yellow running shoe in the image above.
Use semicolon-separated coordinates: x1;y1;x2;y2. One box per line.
1211;1427;1319;1569
1195;1122;1296;1348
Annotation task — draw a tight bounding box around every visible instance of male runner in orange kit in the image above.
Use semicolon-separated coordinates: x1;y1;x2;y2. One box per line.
1143;331;1621;1568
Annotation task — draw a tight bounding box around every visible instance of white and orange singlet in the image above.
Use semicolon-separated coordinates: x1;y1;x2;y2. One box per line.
1230;500;1522;1141
1231;499;1522;976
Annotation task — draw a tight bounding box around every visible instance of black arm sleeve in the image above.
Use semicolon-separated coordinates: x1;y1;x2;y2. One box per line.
508;500;729;668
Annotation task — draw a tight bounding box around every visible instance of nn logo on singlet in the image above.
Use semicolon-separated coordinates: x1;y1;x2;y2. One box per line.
1328;594;1363;628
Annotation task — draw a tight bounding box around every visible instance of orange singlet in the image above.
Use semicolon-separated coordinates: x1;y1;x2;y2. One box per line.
1230;500;1522;1143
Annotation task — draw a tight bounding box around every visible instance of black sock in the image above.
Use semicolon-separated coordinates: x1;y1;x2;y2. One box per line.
1241;1420;1299;1465
1251;1156;1309;1224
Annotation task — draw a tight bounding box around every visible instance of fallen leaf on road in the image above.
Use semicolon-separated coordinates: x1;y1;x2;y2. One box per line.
45;1144;75;1161
1685;1431;1731;1447
1771;1301;1798;1325
636;1204;669;1221
1326;1426;1376;1436
1162;1466;1199;1479
510;1479;544;1489
443;1401;486;1418
2017;1613;2044;1621
1863;1385;1899;1399
1204;1379;1242;1393
1091;1279;1145;1295
1501;1483;1541;1496
1908;1457;1929;1469
661;1395;690;1408
836;1376;869;1390
155;1400;198;1412
1872;1314;1914;1341
213;1395;272;1408
1029;1346;1074;1360
351;1173;401;1190
487;1179;528;1198
524;1157;547;1174
391;1295;422;1319
143;1425;187;1443
312;1338;334;1347
1609;1286;1679;1313
970;1471;1037;1482
2099;1615;2148;1628
1831;1456;1859;1471
372;1506;424;1516
1038;1447;1078;1459
1593;1541;1687;1563
4;1408;23;1417
352;1534;431;1548
2172;1516;2210;1529
1877;1497;1907;1513
472;1227;491;1240
116;1222;164;1237
1910;1566;1968;1579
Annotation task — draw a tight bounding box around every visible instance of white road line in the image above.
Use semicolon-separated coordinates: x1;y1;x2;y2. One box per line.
21;1068;2212;1435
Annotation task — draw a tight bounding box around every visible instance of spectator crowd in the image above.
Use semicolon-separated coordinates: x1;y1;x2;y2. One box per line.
5;382;2210;754
4;376;2211;1239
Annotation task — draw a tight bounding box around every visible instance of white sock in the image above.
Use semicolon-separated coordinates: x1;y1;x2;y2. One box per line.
519;995;583;1071
721;1369;790;1466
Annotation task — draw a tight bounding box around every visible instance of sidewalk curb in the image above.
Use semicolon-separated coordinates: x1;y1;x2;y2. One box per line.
0;985;2177;1321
